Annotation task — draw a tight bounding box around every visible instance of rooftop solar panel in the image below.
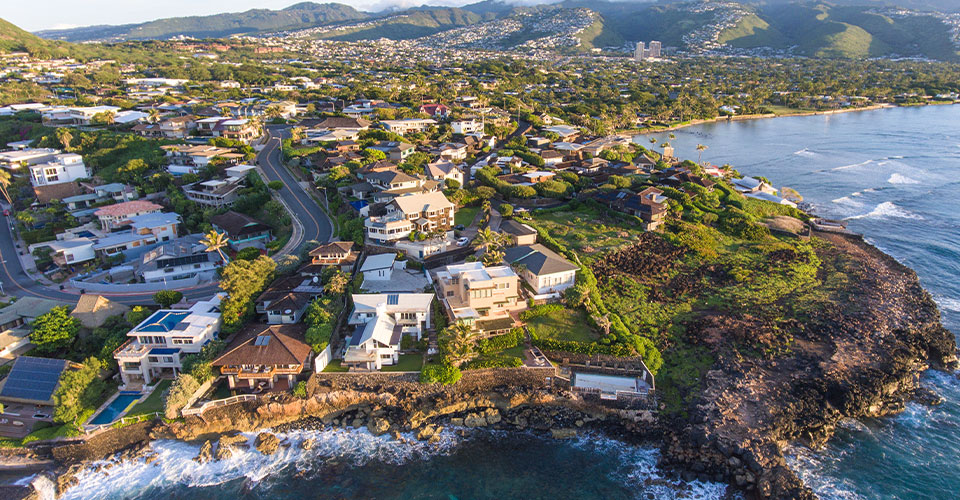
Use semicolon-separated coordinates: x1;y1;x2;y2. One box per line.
387;294;399;305
0;356;69;402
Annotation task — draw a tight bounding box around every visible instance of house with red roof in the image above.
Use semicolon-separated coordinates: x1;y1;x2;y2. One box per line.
419;104;449;119
94;200;163;230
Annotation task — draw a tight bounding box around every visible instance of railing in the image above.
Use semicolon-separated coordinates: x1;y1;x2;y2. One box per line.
84;411;162;435
182;395;258;417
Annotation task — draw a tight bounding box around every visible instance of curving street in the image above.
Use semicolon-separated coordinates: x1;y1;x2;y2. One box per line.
0;130;332;306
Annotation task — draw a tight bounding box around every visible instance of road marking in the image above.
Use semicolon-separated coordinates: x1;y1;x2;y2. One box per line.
258;136;329;246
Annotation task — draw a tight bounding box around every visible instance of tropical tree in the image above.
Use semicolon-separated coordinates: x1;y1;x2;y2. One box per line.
153;290;184;308
30;306;81;354
475;227;507;254
56;127;73;151
265;105;284;121
0;170;12;204
290;127;305;143
324;271;350;296
696;144;708;165
481;247;505;266
440;321;480;367
201;230;230;265
148;108;161;123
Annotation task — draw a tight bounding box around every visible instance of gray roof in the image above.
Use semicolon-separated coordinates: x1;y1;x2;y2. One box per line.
505;244;578;276
500;219;537;237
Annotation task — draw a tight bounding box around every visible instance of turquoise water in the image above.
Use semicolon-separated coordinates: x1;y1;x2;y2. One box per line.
638;104;960;499
89;394;140;425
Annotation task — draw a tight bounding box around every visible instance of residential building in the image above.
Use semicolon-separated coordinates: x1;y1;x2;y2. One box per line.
500;219;538;246
211;211;273;250
419;104;449;118
61;183;138;211
0;147;59;169
137;236;221;283
71;294;131;329
94;200;163;231
161;144;245;175
451;120;483;135
300;241;357;276
0;298;73;358
595;187;668;231
183;165;256;207
47;238;96;266
114;294;224;387
28;153;89;187
0;356;73;411
368;141;415;161
255;276;324;324
505;244;579;296
344;293;433;370
212;323;313;391
425;161;464;187
434;262;522;322
359;253;398;282
380;118;437;135
365;191;455;243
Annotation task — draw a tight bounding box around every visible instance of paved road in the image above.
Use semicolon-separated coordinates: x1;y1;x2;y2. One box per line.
0;130;332;306
257;128;334;249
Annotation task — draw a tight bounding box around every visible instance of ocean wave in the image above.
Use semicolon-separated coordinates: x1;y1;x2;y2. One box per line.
794;148;818;158
845;202;924;221
784;445;867;500
568;432;736;500
934;295;960;313
831;196;864;206
887;173;921;185
59;427;462;500
830;160;872;171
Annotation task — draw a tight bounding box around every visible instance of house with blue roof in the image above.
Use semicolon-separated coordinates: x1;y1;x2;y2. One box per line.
114;294;224;388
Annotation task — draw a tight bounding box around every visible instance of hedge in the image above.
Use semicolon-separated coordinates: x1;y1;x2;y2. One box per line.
476;328;524;354
532;338;635;357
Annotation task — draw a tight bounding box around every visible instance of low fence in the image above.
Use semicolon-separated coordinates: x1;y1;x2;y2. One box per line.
182;394;258;417
178;377;220;416
313;344;332;372
84;412;162;435
69;275;202;293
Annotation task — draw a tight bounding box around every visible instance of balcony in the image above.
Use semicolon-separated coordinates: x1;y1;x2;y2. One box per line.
114;340;149;360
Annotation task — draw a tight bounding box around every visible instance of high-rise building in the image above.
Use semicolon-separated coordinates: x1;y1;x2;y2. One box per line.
634;40;662;61
648;41;662;58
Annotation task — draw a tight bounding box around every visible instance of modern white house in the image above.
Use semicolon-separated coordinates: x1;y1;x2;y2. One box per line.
504;244;579;296
451;120;483;135
344;293;433;370
47;238;96;266
114;294;224;387
364;191;455;243
27;153;89;187
359;253;398;281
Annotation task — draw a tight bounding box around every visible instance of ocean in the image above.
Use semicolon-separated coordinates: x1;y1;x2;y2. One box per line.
51;105;960;500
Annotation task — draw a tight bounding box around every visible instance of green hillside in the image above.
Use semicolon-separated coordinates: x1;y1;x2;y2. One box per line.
37;2;368;42
0;17;61;55
721;3;960;60
316;8;489;42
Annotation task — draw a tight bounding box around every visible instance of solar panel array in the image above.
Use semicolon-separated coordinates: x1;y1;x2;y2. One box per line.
254;335;271;346
386;294;399;305
0;356;68;402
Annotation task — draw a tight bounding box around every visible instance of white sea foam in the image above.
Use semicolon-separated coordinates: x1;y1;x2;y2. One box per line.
831;196;864;207
59;427;461;500
830;160;872;171
934;296;960;313
794;148;818;158
887;173;920;185
845;202;924;221
784;445;867;500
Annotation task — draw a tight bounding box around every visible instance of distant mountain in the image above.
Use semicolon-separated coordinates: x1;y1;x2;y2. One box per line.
0;17;58;53
25;1;960;61
35;2;368;42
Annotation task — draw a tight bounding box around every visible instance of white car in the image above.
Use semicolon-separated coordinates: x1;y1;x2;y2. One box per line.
456;237;470;246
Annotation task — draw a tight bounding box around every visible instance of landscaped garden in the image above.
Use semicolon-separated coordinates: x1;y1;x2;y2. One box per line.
382;354;424;372
522;305;599;343
454;205;481;227
529;205;640;261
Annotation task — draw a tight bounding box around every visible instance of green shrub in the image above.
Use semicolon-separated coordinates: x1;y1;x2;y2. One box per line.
420;364;462;385
164;374;200;419
476;328;524;354
293;381;307;399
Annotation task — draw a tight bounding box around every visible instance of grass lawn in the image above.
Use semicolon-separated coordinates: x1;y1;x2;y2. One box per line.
126;379;171;417
322;359;350;372
532;207;639;261
526;308;599;343
383;354;424;372
455;206;481;227
210;381;233;400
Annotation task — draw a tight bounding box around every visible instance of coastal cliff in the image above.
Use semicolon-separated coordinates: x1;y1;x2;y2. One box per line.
659;231;957;498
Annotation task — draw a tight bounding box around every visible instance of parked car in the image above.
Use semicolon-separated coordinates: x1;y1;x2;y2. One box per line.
454;224;466;231
456;237;470;246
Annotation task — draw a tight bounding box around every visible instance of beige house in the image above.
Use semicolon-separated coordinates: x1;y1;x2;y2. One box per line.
365;191;455;243
434;262;523;322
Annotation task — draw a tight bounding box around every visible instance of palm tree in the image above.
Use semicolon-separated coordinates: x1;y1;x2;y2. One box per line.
440;321;480;367
290;127;305;143
476;227;506;253
0;170;11;205
201;230;230;265
148;108;161;124
481;247;505;266
56;128;73;152
265;105;284;121
696;144;708;165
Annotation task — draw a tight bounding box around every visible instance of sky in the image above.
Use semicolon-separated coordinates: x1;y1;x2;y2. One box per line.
6;0;483;32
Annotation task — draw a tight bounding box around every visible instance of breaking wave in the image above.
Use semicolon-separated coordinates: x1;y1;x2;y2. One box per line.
887;173;920;185
845;202;924;220
784;445;866;500
794;148;818;157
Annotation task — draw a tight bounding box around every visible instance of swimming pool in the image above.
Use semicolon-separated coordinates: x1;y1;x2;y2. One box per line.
89;393;141;425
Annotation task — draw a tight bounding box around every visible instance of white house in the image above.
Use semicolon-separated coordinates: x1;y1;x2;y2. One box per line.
114;294;224;387
28;153;89;187
451;120;483;135
504;244;579;296
344;293;433;370
47;238;96;266
425;161;465;187
381;118;437;135
359;253;398;281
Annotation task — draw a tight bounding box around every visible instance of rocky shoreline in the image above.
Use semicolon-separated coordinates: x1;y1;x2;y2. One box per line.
5;233;955;500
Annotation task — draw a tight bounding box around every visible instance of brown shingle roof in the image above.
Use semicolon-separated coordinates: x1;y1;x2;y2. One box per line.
33;182;85;204
94;200;162;217
210;211;271;238
212;324;311;367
